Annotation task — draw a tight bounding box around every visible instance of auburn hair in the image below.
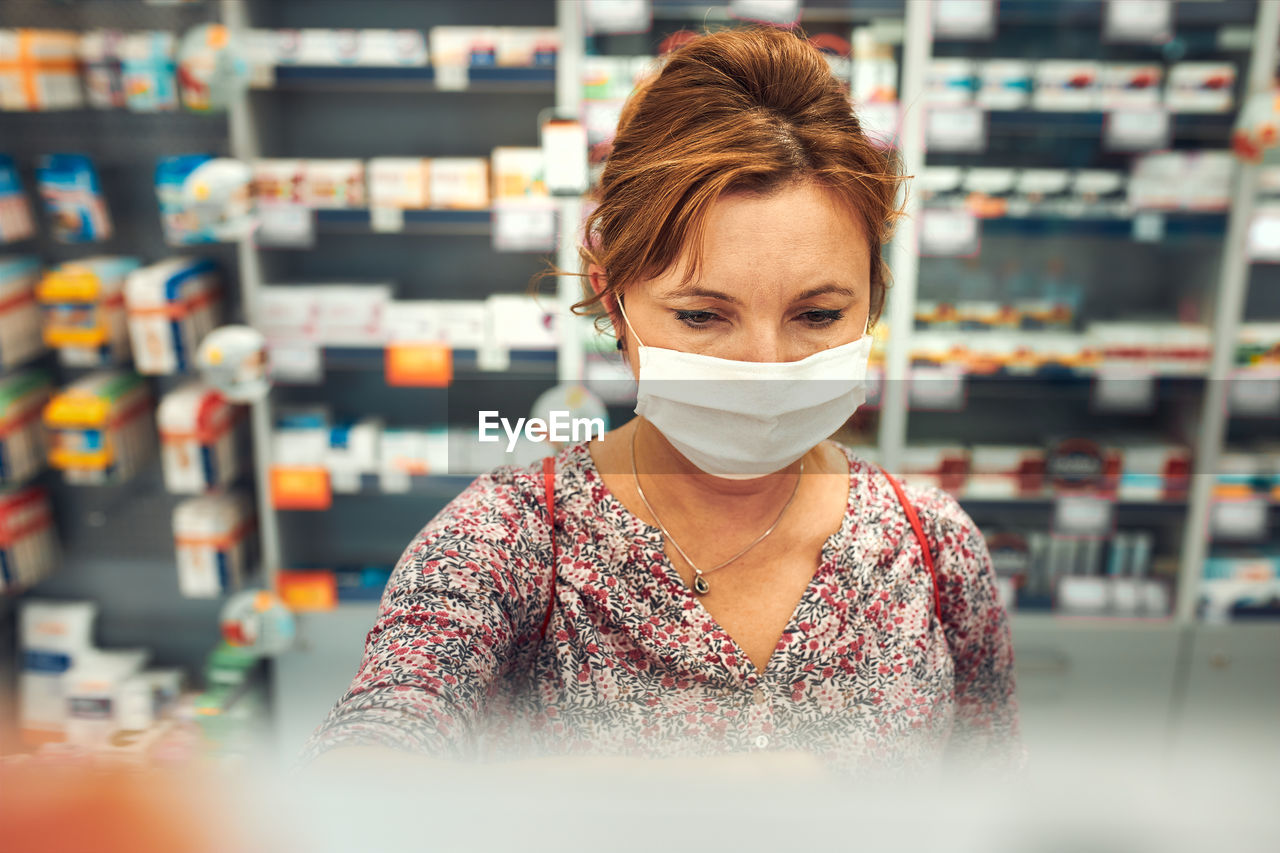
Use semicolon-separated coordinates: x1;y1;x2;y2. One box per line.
534;25;907;336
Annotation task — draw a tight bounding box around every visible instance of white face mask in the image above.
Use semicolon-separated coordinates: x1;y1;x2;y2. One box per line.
616;296;874;480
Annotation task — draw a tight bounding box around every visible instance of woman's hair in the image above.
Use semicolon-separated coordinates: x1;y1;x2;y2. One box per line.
533;25;908;337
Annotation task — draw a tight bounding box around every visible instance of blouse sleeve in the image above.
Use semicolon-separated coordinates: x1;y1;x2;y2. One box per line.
296;465;550;765
911;485;1029;773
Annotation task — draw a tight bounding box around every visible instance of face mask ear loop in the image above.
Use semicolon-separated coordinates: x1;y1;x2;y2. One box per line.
615;295;645;349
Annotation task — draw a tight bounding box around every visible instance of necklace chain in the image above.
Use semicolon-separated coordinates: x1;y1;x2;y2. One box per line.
629;421;803;596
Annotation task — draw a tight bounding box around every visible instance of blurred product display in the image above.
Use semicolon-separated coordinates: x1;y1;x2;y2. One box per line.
0;0;1275;785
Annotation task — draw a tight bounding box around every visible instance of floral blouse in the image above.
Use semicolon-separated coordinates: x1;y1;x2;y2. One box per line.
300;439;1025;777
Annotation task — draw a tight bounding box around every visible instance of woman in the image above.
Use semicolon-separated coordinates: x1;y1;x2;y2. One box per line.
301;25;1024;779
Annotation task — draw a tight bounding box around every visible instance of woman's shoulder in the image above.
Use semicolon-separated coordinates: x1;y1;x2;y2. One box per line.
829;441;984;564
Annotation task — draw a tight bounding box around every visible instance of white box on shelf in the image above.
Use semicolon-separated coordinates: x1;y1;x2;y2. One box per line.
429;158;490;209
1099;63;1162;109
368;158;431;209
252;159;307;205
257;286;321;343
976;60;1033;110
157;381;240;494
173;492;255;598
302;159;366;209
1033;60;1100;111
486;294;558;350
313;284;393;346
1166;62;1235;113
20;600;97;745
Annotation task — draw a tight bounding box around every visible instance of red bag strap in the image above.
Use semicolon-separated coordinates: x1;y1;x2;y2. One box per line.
539;455;558;642
878;466;943;624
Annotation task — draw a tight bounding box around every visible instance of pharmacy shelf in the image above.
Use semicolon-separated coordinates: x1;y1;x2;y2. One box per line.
947;0;1257;28
318;345;556;375
979;110;1236;144
258;64;555;91
313;208;493;235
922;204;1228;239
959;495;1190;511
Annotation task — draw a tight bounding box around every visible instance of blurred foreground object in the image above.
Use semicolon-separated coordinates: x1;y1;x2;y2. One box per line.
1232;88;1280;162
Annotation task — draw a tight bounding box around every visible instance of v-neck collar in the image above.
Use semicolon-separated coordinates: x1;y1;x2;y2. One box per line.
567;439;863;685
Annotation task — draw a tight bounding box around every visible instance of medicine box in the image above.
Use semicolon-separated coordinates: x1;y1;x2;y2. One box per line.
121;30;178;112
326;416;382;493
0;485;57;594
157;381;241;493
64;648;151;748
1033;61;1100;111
44;371;154;485
491;147;548;200
269;28;429;67
1099;63;1162;110
20;599;96;745
900;445;970;493
37;256;140;367
0;371;52;487
0;156;37;243
36;154;114;243
79;29;127;109
252;159;307;205
313;284;393;346
302;159;366;209
0;256;46;368
976;60;1032;110
368;158;431;209
125;257;222;374
0;29;84;111
968;446;1047;498
174;492;255;598
1166;62;1235;113
429;158;490;209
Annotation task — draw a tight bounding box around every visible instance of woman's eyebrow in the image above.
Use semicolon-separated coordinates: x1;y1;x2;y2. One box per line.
657;284;742;304
793;283;858;301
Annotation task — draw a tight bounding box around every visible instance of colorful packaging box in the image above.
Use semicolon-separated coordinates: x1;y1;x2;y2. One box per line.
252;159;306;205
926;58;975;105
64;648;151;748
491;147;548;200
1166;62;1236;113
157;381;241;494
0;486;57;594
124;257;222;374
302;159;366;209
37;256;140;367
1099;63;1162;109
429;157;489;209
44;371;154;485
122;31;178;112
20;599;95;745
0;256;45;368
1117;444;1191;501
36;154;113;243
1033;60;1100;111
0;155;37;244
156;154;215;244
0;29;84;111
269;28;429;67
976;59;1033;110
0;371;52;487
79;29;127;109
368;158;431;209
173;491;256;598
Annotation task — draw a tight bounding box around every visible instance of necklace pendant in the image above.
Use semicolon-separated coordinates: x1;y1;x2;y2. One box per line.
693;573;710;595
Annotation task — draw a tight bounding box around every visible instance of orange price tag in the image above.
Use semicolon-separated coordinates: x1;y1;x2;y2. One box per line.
270;466;332;511
385;342;453;387
277;570;337;611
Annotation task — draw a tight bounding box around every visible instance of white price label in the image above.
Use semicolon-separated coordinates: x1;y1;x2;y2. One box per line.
492;204;557;252
728;0;802;26
1104;0;1172;43
477;341;511;372
1211;497;1269;541
1132;212;1165;243
919;207;980;257
584;0;652;35
1092;368;1156;413
1053;495;1114;537
267;342;322;384
925;106;986;152
434;62;469;91
1228;368;1280;416
933;0;996;40
909;365;967;410
1247;206;1280;261
370;206;404;233
256;204;314;248
1105;108;1170;151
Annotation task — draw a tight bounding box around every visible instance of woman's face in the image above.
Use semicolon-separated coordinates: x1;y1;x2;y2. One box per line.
596;180;872;376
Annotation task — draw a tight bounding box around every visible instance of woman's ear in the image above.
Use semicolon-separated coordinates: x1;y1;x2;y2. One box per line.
588;263;620;318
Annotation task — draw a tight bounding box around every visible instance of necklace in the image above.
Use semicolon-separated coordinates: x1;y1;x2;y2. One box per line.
629;421;803;596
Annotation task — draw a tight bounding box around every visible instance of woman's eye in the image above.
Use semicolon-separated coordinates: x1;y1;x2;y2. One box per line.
800;309;844;326
674;310;719;328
